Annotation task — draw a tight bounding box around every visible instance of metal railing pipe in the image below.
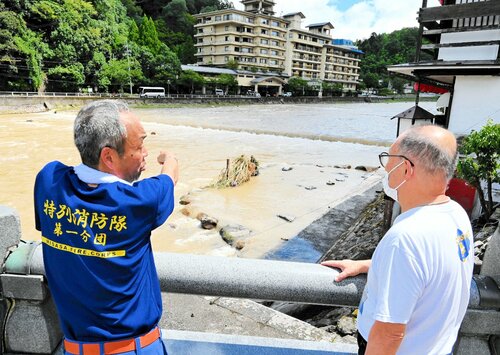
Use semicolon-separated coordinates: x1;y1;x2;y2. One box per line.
154;252;366;306
27;244;365;307
25;244;500;309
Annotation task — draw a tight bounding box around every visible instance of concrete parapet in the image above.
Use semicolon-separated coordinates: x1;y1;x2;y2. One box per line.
4;297;62;354
481;226;500;285
0;206;21;268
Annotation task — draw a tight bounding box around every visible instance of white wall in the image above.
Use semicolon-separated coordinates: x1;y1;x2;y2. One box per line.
438;30;500;61
448;76;500;135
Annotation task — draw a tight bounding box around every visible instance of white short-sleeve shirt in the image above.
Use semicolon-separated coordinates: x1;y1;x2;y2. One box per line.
357;200;474;355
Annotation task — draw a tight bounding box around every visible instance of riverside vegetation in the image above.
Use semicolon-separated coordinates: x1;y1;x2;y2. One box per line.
1;0;426;96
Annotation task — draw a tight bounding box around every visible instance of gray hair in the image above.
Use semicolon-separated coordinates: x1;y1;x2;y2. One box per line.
74;100;130;168
398;126;458;181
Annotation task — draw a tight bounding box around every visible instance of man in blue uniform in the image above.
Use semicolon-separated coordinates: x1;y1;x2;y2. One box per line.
34;100;179;355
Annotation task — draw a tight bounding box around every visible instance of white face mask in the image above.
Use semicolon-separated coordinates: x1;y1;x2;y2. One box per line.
382;160;407;202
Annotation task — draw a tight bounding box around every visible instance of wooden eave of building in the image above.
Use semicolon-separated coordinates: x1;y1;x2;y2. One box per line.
388;61;500;88
419;1;500;26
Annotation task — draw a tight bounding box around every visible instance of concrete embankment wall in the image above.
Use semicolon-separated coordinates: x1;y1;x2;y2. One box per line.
0;95;380;114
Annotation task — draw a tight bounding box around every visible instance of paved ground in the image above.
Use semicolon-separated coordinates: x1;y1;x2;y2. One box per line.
160;293;340;342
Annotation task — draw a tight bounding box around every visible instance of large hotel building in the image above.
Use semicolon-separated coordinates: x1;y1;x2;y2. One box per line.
193;0;362;94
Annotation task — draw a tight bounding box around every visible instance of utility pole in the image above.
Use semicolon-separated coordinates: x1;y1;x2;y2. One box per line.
125;41;133;95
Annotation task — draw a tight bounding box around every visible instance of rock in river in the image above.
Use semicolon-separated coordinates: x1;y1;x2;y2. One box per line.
220;224;252;248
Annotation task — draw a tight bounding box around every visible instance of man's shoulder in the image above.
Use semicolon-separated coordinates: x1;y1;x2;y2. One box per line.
39;161;70;174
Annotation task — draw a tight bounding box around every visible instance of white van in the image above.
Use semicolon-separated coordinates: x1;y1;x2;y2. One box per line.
215;89;225;96
139;87;165;98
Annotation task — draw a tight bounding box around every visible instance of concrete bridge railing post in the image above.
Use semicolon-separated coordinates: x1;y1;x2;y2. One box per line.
0;206;62;354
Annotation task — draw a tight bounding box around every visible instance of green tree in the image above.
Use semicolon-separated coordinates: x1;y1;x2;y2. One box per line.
138;15;162;55
287;77;308;96
46;63;85;92
100;58;143;92
457;120;500;221
0;7;48;91
215;73;237;94
226;58;239;70
362;72;380;90
322;81;343;96
177;69;205;93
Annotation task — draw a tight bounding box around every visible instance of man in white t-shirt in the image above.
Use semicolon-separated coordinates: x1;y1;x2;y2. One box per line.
323;125;474;355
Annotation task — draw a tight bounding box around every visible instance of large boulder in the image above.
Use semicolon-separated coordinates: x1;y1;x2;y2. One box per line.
220;224;252;249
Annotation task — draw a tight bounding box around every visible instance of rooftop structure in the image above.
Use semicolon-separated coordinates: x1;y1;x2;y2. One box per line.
388;0;500;136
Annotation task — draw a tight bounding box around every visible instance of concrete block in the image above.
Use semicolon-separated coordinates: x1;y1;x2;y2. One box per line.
461;309;500;335
4;296;62;354
455;335;491;355
481;226;500;281
1;274;47;301
0;206;21;264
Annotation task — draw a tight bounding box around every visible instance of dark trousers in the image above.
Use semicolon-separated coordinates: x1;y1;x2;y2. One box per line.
357;331;367;355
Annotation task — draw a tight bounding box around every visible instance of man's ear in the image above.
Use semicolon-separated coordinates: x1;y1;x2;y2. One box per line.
404;160;414;178
100;147;116;171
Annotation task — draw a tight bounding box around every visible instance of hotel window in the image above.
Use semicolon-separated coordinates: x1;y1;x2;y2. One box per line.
225;36;229;41
271;21;280;27
225;46;229;52
271;30;279;36
261;29;268;35
225;25;229;31
259;58;267;64
261;19;268;25
270;50;278;56
260;49;268;54
271;40;279;46
223;14;231;21
260;39;269;45
215;16;221;21
269;60;278;65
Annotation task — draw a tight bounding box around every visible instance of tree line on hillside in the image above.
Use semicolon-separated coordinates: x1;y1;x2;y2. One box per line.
356;27;431;94
0;0;232;93
1;0;424;95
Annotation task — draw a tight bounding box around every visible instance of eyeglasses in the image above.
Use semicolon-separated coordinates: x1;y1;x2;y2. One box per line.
378;152;415;168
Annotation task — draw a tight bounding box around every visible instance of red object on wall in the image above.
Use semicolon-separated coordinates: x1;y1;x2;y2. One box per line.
447;178;477;216
414;82;449;94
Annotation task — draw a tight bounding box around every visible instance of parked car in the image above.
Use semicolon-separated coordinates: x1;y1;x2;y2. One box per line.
282;91;292;97
246;90;261;98
215;89;225;96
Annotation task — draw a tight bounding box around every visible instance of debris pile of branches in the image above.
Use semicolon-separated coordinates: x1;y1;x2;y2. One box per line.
210;155;260;188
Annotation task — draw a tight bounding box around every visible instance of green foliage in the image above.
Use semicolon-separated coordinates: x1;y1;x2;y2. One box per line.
456;120;500;220
1;0;235;91
225;59;239;70
322;81;343;96
177;69;205;93
47;63;85;91
362;72;379;89
287;77;308;96
215;73;237;93
138;16;163;55
100;58;143;92
377;87;393;96
356;28;426;91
